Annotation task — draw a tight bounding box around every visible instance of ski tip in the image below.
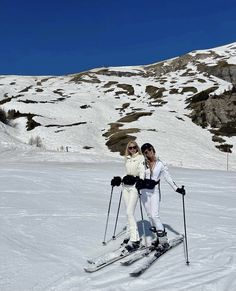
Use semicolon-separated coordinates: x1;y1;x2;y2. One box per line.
173;234;184;242
176;234;184;239
84;266;96;273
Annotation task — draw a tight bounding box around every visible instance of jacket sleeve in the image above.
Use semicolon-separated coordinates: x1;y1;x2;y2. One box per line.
161;162;178;191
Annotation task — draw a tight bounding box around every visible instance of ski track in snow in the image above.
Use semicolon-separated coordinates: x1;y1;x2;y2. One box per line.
0;161;236;291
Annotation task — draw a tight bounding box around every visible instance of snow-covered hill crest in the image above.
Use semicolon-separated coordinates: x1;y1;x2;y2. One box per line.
0;42;236;170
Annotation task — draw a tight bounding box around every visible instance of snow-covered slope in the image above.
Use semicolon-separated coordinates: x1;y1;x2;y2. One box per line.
1;161;236;291
0;42;236;170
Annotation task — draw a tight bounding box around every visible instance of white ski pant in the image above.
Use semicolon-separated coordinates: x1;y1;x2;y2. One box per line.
140;189;164;231
122;186;140;242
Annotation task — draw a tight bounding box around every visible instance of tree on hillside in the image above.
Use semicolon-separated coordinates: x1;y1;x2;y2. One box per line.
0;107;8;124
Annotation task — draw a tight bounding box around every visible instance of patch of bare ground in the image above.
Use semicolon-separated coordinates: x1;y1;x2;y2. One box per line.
103;123;140;155
117;111;152;122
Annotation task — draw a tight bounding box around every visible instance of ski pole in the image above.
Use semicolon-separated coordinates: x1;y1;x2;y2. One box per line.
112;190;123;240
138;190;147;247
181;186;190;265
102;186;114;245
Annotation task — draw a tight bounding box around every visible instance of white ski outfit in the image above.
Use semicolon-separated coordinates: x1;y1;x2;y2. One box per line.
123;152;145;242
140;159;177;231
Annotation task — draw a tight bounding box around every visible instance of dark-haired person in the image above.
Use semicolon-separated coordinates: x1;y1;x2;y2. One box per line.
112;140;145;252
138;143;185;246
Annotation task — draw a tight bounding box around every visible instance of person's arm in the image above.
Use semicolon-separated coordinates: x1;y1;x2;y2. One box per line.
161;162;178;191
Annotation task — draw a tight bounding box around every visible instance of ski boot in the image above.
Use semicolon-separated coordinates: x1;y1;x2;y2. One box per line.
156;229;169;248
124;240;140;253
150;226;169;248
120;237;130;246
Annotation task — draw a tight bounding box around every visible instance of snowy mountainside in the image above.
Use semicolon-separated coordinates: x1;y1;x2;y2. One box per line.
0;42;236;170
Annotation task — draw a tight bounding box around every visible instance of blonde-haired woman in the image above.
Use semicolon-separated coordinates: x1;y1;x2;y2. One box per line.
122;140;145;251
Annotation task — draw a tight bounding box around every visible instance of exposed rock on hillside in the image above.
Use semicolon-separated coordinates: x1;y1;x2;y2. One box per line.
145;48;236;153
184;61;236;151
186;87;236;132
103;123;140;155
197;62;236;85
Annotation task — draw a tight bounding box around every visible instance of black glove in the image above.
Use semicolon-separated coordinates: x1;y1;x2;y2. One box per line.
176;187;186;195
135;178;144;190
111;176;122;187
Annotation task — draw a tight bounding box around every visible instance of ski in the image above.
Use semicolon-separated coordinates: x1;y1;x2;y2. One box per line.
129;235;184;277
84;245;147;273
120;245;155;266
121;235;183;266
87;227;127;265
87;239;128;265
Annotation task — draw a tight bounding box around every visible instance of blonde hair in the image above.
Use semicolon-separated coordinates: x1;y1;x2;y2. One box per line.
125;140;142;157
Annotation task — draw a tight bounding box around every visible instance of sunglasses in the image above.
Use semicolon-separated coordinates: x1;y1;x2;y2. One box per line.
128;146;137;150
144;148;153;155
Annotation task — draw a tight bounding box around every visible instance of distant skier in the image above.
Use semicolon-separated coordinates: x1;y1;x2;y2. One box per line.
111;140;145;252
136;143;185;246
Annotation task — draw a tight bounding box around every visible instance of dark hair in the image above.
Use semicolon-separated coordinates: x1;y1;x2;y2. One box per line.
141;143;156;154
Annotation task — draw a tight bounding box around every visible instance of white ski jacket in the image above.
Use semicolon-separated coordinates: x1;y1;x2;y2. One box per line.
125;152;145;180
144;159;177;191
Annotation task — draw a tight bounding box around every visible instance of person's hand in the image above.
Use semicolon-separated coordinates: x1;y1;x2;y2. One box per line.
111;176;122;187
176;187;186;195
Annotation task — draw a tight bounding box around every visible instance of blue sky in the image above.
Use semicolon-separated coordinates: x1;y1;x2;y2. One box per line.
1;0;235;76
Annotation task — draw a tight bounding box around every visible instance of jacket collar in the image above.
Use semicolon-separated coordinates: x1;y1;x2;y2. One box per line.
127;152;140;159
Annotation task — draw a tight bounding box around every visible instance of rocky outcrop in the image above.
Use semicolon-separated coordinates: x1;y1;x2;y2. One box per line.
197;62;236;85
186;87;236;136
185;60;236;147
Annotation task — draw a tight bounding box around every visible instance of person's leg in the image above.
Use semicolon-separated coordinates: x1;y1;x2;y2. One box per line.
123;187;140;242
149;191;168;245
121;188;130;244
141;190;152;228
149;191;164;231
